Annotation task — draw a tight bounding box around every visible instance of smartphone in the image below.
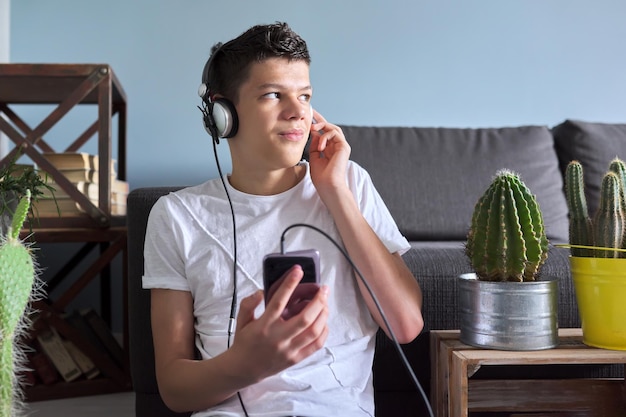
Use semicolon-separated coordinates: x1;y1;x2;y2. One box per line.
263;249;320;319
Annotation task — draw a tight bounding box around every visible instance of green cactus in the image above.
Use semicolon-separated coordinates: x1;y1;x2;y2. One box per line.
593;172;625;258
466;170;549;282
608;158;626;250
564;161;594;257
565;158;626;258
0;190;41;417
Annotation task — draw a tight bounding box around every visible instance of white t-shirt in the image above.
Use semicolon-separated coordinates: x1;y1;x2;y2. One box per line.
143;161;410;417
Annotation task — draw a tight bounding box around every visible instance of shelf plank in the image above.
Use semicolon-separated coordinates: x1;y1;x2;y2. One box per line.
25;377;131;402
0;64;127;104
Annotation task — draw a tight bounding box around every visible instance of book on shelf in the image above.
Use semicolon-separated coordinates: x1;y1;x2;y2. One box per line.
28;351;60;385
43;168;116;184
36;326;82;382
65;308;124;368
41;179;130;200
80;308;125;367
63;340;100;379
41;152;117;173
65;310;112;365
33;194;127;216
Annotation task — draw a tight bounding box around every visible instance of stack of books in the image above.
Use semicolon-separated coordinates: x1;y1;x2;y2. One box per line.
34;152;129;216
25;308;125;386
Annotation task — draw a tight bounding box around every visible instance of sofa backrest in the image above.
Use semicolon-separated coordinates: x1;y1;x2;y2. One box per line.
342;125;570;243
553;119;626;216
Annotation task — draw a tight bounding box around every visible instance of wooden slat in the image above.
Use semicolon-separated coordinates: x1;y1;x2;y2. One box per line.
0;63;126;104
469;379;626;413
24;376;130;402
20;226;127;243
457;346;626;366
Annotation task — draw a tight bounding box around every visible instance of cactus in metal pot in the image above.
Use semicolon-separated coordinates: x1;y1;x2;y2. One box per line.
466;170;549;282
564;161;594;257
593;172;625;258
0;190;41;417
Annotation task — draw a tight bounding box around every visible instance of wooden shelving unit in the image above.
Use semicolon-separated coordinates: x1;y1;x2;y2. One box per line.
0;63;131;400
430;329;626;417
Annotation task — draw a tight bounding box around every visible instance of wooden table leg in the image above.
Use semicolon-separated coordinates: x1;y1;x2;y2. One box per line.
439;339;453;417
450;351;469;417
430;331;443;417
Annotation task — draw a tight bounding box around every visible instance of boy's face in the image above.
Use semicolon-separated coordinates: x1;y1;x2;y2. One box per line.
228;57;313;172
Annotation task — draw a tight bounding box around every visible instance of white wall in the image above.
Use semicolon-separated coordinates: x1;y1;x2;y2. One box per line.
10;0;626;189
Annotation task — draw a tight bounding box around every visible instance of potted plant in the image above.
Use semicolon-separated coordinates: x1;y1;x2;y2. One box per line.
459;169;558;350
1;154;57;235
0;190;43;417
564;158;626;350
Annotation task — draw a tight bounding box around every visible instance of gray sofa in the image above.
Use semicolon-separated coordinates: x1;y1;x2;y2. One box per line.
127;119;626;417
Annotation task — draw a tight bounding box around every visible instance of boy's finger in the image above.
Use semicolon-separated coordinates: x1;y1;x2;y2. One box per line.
236;290;263;331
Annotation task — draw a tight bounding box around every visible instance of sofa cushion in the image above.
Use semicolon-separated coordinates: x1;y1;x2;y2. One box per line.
553;119;626;216
342;125;569;243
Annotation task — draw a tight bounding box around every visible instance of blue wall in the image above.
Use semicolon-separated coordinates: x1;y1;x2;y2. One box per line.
10;0;626;188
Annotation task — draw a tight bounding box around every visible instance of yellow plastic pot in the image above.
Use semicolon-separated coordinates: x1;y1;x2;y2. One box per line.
570;256;626;350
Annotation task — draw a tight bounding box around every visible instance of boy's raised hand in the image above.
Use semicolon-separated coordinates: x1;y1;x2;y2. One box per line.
308;109;351;198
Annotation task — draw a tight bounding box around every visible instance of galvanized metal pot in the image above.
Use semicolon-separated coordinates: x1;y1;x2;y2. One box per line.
458;273;559;350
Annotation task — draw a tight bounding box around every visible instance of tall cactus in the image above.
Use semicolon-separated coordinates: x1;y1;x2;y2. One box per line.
0;190;41;417
564;161;594;257
593;172;625;258
608;158;626;251
565;158;626;258
466;170;549;282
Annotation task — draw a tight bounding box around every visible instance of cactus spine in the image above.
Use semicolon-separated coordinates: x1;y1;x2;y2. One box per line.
565;158;626;258
0;190;41;417
466;170;548;282
564;161;594;257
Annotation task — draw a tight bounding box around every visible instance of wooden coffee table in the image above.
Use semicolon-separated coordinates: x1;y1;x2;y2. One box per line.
430;329;626;417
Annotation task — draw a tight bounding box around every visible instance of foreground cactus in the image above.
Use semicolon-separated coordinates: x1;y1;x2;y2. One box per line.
0;190;41;417
565;158;626;258
466;170;549;282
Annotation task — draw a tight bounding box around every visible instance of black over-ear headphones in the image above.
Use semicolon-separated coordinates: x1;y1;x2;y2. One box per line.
198;43;239;143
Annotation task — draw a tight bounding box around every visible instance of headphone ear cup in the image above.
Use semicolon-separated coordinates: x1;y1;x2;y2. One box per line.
212;98;239;138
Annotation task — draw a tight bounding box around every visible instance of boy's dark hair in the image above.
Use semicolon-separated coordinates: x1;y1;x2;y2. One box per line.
203;22;310;103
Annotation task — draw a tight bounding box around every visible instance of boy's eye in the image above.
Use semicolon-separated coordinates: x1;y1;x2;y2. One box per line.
299;94;311;102
263;92;280;99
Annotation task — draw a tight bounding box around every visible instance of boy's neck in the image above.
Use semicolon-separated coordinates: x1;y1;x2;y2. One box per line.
228;163;306;196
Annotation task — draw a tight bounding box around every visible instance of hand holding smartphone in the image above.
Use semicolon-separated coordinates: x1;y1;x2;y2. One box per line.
263;249;320;320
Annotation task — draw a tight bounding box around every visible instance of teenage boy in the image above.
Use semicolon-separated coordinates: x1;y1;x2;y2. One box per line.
143;22;424;417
